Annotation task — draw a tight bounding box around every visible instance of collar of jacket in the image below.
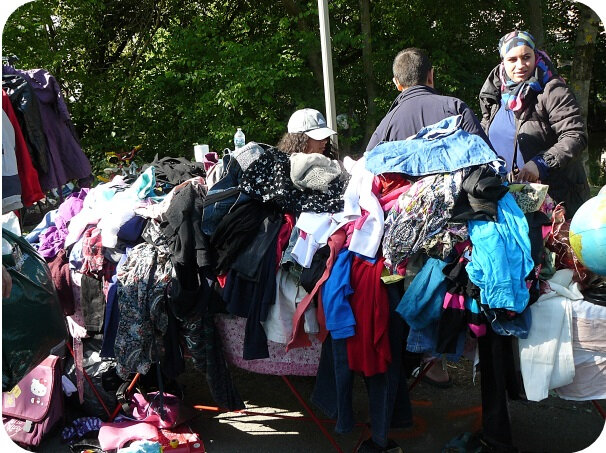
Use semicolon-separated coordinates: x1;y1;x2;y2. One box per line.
479;65;501;105
388;85;439;112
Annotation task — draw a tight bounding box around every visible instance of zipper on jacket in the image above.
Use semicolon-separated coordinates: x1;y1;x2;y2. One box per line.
203;187;240;207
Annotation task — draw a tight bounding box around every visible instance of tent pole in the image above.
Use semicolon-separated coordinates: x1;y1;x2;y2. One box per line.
318;0;338;148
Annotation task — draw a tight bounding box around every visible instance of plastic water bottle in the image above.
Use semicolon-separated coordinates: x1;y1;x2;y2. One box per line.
234;127;245;150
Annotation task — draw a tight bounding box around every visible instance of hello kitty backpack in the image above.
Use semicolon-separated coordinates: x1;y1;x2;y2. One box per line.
2;355;64;448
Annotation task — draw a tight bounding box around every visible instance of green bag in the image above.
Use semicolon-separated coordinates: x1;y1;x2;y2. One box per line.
2;228;68;391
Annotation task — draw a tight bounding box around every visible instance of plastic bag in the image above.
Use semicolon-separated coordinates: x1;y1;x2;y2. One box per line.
64;336;119;419
2;228;68;391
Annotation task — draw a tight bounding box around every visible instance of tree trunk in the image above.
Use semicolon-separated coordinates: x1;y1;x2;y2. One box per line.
527;0;544;47
360;0;377;150
569;4;600;182
280;0;325;88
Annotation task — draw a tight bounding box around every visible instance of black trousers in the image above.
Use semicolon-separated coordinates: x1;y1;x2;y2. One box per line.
478;327;522;446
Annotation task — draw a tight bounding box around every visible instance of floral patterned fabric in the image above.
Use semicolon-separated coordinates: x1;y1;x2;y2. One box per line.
422;223;469;260
80;227;104;277
509;183;549;214
382;169;467;269
215;314;321;376
114;243;173;379
239;146;346;214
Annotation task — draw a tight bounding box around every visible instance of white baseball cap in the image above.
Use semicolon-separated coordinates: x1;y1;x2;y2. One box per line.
287;108;336;140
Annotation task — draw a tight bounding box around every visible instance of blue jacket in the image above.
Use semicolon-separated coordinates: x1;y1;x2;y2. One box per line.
396;257;448;330
365;115;498;176
466;192;534;313
366;85;491;151
321;249;356;339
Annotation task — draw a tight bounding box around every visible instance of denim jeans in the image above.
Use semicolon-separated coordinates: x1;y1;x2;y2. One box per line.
407;321;466;360
201;190;250;236
483;306;531;338
311;283;412;447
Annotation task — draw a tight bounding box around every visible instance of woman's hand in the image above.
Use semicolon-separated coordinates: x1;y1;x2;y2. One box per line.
515;161;540;183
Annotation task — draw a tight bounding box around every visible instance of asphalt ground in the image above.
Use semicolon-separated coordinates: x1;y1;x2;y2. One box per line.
32;357;606;453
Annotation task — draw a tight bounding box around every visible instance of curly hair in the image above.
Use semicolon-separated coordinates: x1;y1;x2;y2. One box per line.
277;132;310;155
276;132;339;159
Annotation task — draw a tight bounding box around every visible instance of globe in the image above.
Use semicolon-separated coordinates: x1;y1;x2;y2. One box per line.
569;189;606;276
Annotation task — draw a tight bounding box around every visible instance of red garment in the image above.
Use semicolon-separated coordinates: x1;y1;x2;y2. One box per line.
287;229;346;351
376;172;410;194
47;249;75;315
276;213;295;271
2;89;44;206
80;227;105;277
346;256;391;376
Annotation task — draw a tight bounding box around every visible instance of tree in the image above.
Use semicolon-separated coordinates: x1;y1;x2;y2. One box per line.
528;0;545;47
3;0;604;171
569;3;602;182
359;0;376;147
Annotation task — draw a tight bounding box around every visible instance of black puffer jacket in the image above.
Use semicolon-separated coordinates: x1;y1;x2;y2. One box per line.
2;73;49;174
479;65;590;217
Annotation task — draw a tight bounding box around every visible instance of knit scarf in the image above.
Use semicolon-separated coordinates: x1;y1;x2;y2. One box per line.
499;49;559;112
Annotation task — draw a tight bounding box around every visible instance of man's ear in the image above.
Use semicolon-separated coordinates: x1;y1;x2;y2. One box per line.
393;77;404;91
426;68;434;88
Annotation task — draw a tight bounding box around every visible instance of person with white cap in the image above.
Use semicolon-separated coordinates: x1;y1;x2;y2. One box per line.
277;108;337;156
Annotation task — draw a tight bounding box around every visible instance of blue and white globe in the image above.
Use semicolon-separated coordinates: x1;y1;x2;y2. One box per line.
569;188;606;276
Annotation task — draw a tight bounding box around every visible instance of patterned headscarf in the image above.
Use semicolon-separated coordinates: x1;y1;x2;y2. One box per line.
498;30;560;111
499;30;536;58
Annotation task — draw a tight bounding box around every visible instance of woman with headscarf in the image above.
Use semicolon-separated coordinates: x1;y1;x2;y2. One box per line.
461;31;591;453
479;30;590;218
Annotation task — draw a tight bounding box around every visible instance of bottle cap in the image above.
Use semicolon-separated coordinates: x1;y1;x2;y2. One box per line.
169;439;180;448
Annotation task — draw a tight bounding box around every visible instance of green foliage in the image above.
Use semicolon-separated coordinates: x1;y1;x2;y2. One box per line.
2;0;604;176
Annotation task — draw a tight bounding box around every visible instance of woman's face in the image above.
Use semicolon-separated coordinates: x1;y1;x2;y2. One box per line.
304;137;328;154
503;45;536;83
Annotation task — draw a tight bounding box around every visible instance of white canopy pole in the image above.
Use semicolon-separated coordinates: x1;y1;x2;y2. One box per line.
318;0;338;147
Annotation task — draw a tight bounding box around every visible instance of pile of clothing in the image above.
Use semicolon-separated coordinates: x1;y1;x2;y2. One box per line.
21;115;605;449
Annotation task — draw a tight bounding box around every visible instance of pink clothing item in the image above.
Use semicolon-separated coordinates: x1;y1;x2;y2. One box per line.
378;186;410;212
287;229;346;350
375;174;412;212
353;210;370;230
215;314;321;376
203;152;219;171
342;221;356;249
98;421;159;450
80;227;104;276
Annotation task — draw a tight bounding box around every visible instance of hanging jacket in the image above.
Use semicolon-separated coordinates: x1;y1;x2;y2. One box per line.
479;65;589;217
2;66;92;191
2;73;49;174
2;89;44;208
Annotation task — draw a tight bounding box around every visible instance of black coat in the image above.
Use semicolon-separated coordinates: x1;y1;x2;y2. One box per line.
2;73;49;174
